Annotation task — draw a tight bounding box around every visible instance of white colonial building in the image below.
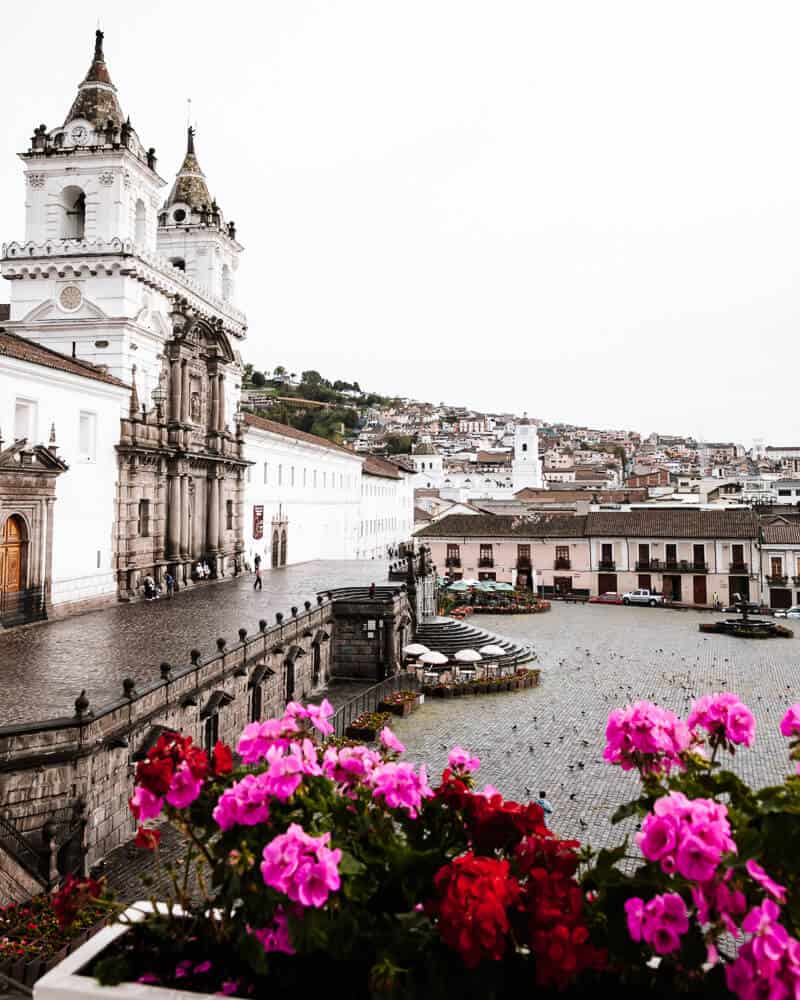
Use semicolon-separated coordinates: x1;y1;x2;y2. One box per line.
358;457;415;560
0;29;416;625
242;414;363;567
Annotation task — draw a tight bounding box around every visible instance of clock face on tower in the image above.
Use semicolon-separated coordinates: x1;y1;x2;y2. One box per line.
71;125;88;144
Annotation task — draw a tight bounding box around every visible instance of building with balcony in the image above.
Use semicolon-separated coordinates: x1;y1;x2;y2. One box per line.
759;517;800;609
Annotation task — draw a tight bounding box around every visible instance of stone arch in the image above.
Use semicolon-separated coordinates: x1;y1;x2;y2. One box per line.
271;529;280;568
60;185;86;239
135;198;147;244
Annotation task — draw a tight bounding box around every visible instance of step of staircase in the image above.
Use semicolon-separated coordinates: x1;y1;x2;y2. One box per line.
414;616;535;668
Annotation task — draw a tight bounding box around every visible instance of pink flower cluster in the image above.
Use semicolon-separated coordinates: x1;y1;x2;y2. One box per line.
236;701;334;764
213;740;321;831
380;727;406;754
370;761;434;818
166;763;204;810
726;900;800;1000
691;869;747;937
780;704;800;739
604;701;691;774
637;791;736;882
322;744;382;788
448;747;481;773
688;694;755;747
249;909;295;955
624;892;689;954
260;823;342;908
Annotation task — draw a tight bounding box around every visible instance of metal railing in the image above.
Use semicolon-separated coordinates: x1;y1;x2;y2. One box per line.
332;673;421;739
768;575;789;586
554;559;571;570
729;563;749;574
0;813;47;888
598;560;616;571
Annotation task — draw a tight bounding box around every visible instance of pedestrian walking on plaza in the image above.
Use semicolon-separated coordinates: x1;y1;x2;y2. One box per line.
165;571;175;599
537;790;553;827
253;565;262;591
254;552;261;572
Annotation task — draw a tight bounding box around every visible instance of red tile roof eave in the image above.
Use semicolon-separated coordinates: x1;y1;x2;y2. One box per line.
0;331;129;389
242;412;361;460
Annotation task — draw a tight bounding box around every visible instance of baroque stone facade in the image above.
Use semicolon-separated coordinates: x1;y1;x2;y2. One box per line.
116;302;249;595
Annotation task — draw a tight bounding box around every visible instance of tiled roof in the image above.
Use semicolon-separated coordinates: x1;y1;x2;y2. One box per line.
363;455;403;479
0;331;129;388
415;513;586;538
514;488;648;503
761;523;800;544
585;509;758;539
414;506;433;522
476;451;512;464
243;412;360;459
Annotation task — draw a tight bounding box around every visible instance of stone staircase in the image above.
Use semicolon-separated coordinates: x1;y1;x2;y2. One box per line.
414;616;535;671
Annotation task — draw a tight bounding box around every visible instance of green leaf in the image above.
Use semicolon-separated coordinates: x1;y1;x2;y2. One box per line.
338;849;367;876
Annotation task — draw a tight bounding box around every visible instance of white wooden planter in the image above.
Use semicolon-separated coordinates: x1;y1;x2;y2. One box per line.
34;903;219;1000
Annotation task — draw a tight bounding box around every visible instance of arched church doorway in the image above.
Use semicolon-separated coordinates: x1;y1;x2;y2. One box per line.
0;515;28;596
280;530;287;567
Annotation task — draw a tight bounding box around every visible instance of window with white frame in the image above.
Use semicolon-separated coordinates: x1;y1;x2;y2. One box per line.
79;411;96;461
14;398;37;443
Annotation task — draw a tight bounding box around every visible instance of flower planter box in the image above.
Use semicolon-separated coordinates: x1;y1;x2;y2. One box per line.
1;918;109;989
344;724;380;741
34;904;222;1000
377;698;416;717
432;686;452;698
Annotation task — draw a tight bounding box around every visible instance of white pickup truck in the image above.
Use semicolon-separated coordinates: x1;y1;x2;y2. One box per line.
622;589;666;607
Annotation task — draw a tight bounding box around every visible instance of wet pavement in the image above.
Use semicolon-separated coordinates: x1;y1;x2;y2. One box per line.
0;560;389;726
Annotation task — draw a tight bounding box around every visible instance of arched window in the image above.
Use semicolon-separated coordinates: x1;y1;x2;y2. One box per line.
271;530;280;568
169;257;186;272
135;199;146;244
61;186;86;239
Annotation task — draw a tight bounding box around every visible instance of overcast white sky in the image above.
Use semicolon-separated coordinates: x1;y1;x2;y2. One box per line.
1;2;797;443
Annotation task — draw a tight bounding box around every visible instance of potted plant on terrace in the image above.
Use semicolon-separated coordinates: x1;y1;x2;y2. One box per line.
344;710;392;742
377;690;420;717
37;706;606;999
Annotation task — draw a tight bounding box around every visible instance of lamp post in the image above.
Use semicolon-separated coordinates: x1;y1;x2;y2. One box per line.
151;384;166;422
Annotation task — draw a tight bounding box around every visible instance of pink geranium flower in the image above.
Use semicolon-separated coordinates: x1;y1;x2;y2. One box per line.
260;823;342;909
746;860;787;903
447;746;481;773
129;785;164;822
624;893;689;955
779;704;800;739
379;727;406;754
688;693;755;748
165;762;204;809
369;761;434;818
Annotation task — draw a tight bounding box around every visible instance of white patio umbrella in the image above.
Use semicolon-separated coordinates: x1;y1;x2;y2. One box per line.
479;644;507;657
454;649;483;663
402;643;430;657
418;650;449;666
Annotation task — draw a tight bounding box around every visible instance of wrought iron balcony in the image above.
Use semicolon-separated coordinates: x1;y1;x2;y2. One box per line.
768;575;789;586
640;559;708;573
517;557;532;570
445;557;461;568
478;558;494;568
598;560;616;571
793;576;800;585
635;560;652;571
729;562;749;574
554;559;571;570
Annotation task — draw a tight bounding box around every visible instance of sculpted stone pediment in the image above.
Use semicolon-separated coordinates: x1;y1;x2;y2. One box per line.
21;297;109;323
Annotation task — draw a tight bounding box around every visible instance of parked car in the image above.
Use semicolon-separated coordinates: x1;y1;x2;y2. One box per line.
589;592;624;605
774;606;800;619
622;589;666;607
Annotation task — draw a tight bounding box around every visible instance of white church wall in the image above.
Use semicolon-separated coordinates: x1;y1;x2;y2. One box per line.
0;356;127;612
243;426;363;566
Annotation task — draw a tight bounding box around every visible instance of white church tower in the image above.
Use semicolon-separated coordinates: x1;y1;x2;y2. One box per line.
512;413;542;490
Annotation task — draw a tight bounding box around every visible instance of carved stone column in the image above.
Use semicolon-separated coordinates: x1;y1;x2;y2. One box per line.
209;373;219;433
169;358;181;423
217;373;226;432
192;475;204;558
207;474;219;553
218;476;226;554
166;474;181;559
180;475;189;558
180;361;190;424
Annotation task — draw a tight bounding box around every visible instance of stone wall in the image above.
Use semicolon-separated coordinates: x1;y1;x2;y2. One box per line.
0;600;334;884
0;585;414;902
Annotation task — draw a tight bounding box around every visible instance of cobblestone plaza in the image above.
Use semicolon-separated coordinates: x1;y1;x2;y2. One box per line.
391;604;800;850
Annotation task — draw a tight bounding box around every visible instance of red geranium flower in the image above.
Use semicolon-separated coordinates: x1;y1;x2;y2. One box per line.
134;826;162;850
136;756;174;797
464;793;548;854
212;741;234;775
429;853;521;968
